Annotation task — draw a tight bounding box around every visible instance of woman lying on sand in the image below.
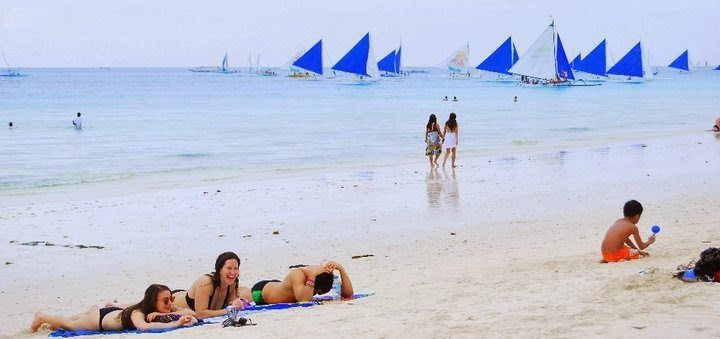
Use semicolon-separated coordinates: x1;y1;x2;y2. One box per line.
31;284;197;333
171;251;251;319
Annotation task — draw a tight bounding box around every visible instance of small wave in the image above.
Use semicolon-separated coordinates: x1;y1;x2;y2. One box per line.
176;153;211;158
511;140;539;146
550;127;594;133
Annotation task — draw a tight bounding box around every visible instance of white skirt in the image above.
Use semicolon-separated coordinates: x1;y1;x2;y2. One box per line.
443;132;457;148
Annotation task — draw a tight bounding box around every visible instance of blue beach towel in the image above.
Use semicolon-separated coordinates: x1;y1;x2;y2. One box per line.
48;293;372;337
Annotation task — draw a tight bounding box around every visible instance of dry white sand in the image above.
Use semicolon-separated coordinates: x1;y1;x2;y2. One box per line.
2;134;720;338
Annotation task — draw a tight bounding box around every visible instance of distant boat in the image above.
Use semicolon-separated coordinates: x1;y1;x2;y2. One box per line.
331;33;380;83
508;21;588;86
445;42;471;78
377;44;402;77
475;36;519;81
289;39;323;78
188;53;240;74
0;46;25;77
668;49;690;72
573;39;609;81
606;41;654;82
716;65;720;71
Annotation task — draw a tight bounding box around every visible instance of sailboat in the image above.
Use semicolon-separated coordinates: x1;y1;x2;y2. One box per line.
606;41;654;82
188;53;240;74
572;39;609;81
289;39;323;78
377;44;402;77
475;37;519;81
331;32;380;83
668;50;690;72
508;21;590;86
0;46;25;77
715;65;720;71
444;42;471;78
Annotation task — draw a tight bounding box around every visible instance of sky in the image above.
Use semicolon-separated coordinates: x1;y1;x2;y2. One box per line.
0;0;718;68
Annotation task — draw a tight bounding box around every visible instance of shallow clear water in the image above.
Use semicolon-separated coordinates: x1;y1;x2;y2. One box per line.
1;68;718;190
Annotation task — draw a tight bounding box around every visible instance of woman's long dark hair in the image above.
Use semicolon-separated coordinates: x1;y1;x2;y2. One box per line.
426;114;437;130
119;284;170;329
445;113;457;131
209;252;240;306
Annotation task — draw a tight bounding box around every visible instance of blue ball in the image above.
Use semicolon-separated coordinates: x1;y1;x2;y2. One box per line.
651;225;661;234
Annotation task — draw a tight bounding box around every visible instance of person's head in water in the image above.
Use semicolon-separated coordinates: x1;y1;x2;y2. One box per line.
426;114;437;130
623;200;643;223
443;96;448;101
446;112;457;131
8;122;13;128
453;96;458;101
213;251;240;287
514;96;517;102
313;272;334;295
77;112;81;117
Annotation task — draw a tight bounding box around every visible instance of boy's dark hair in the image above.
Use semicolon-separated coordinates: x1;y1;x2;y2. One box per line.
623;200;643;217
314;272;334;295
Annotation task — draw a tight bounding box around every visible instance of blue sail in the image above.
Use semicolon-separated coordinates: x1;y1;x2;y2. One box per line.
476;37;516;75
575;39;607;76
716;65;720;71
292;39;323;75
571;54;581;69
377;50;397;73
332;33;371;76
668;50;689;71
555;34;574;80
395;46;402;73
607;42;643;77
512;42;519;65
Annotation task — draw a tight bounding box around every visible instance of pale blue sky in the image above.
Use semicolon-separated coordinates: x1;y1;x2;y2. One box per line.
0;0;718;67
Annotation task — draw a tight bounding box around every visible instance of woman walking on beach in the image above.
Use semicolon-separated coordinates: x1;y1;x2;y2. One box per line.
171;251;250;319
425;114;444;167
441;112;459;168
30;284;197;333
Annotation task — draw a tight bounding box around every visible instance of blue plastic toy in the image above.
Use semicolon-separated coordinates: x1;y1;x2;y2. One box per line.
651;225;661;234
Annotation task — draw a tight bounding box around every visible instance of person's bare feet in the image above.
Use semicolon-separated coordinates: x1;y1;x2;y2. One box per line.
30;312;45;332
452;164;457;168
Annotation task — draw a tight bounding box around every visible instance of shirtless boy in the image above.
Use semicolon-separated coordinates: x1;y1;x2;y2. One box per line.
600;200;656;263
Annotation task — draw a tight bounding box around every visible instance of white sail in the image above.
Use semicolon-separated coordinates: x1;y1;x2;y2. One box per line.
447;43;470;74
509;25;556;80
640;41;654;80
366;34;380;78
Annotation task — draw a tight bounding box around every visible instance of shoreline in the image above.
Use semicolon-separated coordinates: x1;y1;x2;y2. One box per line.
2;131;715;208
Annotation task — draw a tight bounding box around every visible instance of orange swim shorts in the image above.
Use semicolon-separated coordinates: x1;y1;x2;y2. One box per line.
602;246;640;262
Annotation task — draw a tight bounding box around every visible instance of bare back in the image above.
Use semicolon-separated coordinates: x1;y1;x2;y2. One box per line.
601;218;637;253
260;269;308;304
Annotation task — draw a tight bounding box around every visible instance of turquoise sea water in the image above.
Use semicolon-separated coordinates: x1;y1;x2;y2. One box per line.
1;68;718;191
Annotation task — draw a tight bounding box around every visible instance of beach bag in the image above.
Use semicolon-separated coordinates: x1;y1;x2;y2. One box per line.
675;247;720;282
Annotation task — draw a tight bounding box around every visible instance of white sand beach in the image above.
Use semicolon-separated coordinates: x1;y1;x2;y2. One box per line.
2;133;720;338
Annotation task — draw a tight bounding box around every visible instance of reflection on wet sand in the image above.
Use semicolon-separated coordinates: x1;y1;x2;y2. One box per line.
426;167;460;208
426;168;442;208
442;167;460;208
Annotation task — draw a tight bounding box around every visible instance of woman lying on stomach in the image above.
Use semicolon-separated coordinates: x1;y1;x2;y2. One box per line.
31;284;197;332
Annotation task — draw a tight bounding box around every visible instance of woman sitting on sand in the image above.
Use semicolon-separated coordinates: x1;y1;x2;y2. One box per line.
171;251;251;319
31;284;197;333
